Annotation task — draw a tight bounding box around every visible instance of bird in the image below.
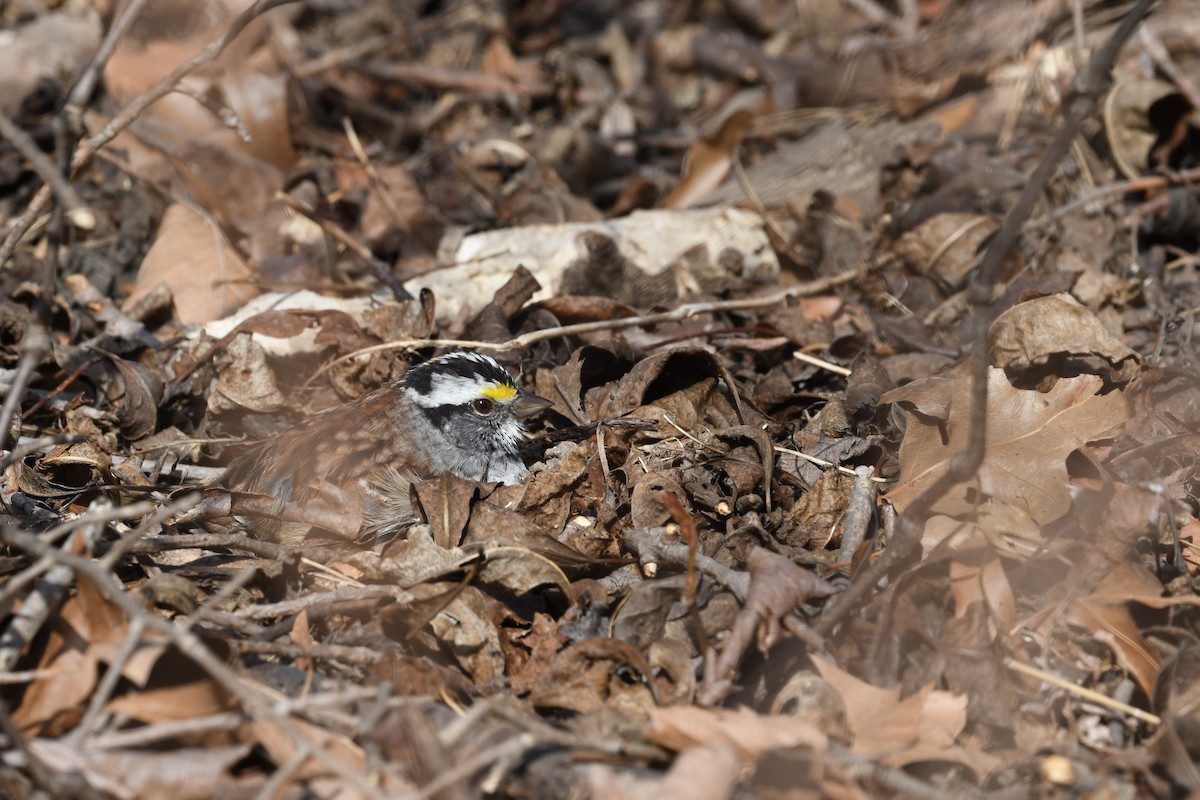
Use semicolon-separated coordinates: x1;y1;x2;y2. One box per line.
215;352;552;544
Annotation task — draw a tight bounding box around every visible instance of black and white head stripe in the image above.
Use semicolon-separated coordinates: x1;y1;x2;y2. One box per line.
404;352;519;409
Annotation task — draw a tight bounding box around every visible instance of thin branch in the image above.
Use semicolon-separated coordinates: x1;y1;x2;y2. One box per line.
0;111;91;228
1038;164;1200;222
0;502;108;672
275;191;411;301
0;433;84;472
69;618;147;744
415;734;534;800
0;323;50;454
226;586;409;620
90;712;247;750
831;741;968;800
1138;24;1200;113
304;270;859;388
794;350;852;377
230;639;382;667
64;0;150;114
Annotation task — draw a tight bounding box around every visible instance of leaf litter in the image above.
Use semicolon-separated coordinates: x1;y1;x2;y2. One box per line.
3;0;1200;797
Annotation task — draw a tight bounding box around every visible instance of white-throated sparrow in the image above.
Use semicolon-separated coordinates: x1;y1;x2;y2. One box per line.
216;352;551;543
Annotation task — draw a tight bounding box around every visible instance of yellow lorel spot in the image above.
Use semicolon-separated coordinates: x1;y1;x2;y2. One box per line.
481;383;518;401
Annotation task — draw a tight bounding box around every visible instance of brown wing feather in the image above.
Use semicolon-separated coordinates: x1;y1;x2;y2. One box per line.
216;385;421;534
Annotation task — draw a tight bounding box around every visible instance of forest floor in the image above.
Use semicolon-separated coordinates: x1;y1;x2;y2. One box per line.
3;0;1200;797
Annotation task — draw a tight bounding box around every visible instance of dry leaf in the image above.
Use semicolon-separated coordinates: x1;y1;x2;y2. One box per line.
811;657;999;772
645;705;827;762
106;679;232;725
130;204;257;324
883;368;1129;525
663;109;757;210
989;293;1140;381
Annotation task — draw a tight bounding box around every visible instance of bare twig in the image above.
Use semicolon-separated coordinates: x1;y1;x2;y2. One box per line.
64;274;160;346
64;0;151;114
0;669;60;685
0;496;190;670
117;532;299;561
0;193;50;261
0;111;91;229
69;617;147;744
0;500;108;672
621;526;750;602
305;270;859;387
1071;0;1087;55
78;0;300;170
110;454;224;483
1005;659;1161;725
794;350;852;377
275;192;411;301
1138;25;1200;113
225;586;409;620
775;445;891;481
0;700;64;798
97;494;201;570
362;61;550;98
90;712;247;750
0;433;84;471
230;639;382;667
415;735;534;800
1039;164;1200;223
18;355;101;423
831;741;968;800
292;35;390;78
0;324;50;454
838;0;911;37
0;553;76;673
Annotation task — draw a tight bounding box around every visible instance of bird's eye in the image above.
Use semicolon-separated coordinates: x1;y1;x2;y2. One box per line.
471;398;496;415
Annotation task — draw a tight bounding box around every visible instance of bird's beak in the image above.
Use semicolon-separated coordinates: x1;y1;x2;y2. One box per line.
512;393;553;419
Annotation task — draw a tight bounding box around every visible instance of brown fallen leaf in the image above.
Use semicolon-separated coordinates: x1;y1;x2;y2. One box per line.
531;637;658;716
1155;644;1200;786
811;657;999;773
106;678;232;726
587;744;742;800
948;532;1016;635
102;355;167;441
663;108;758;210
130;204;258;325
988;293;1140;383
1064;560;1182;697
508;612;568;696
883;368;1129;526
892;212;998;288
644;705;827;762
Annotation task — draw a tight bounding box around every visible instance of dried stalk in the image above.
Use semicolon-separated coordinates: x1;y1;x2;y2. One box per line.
306;269;860;387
